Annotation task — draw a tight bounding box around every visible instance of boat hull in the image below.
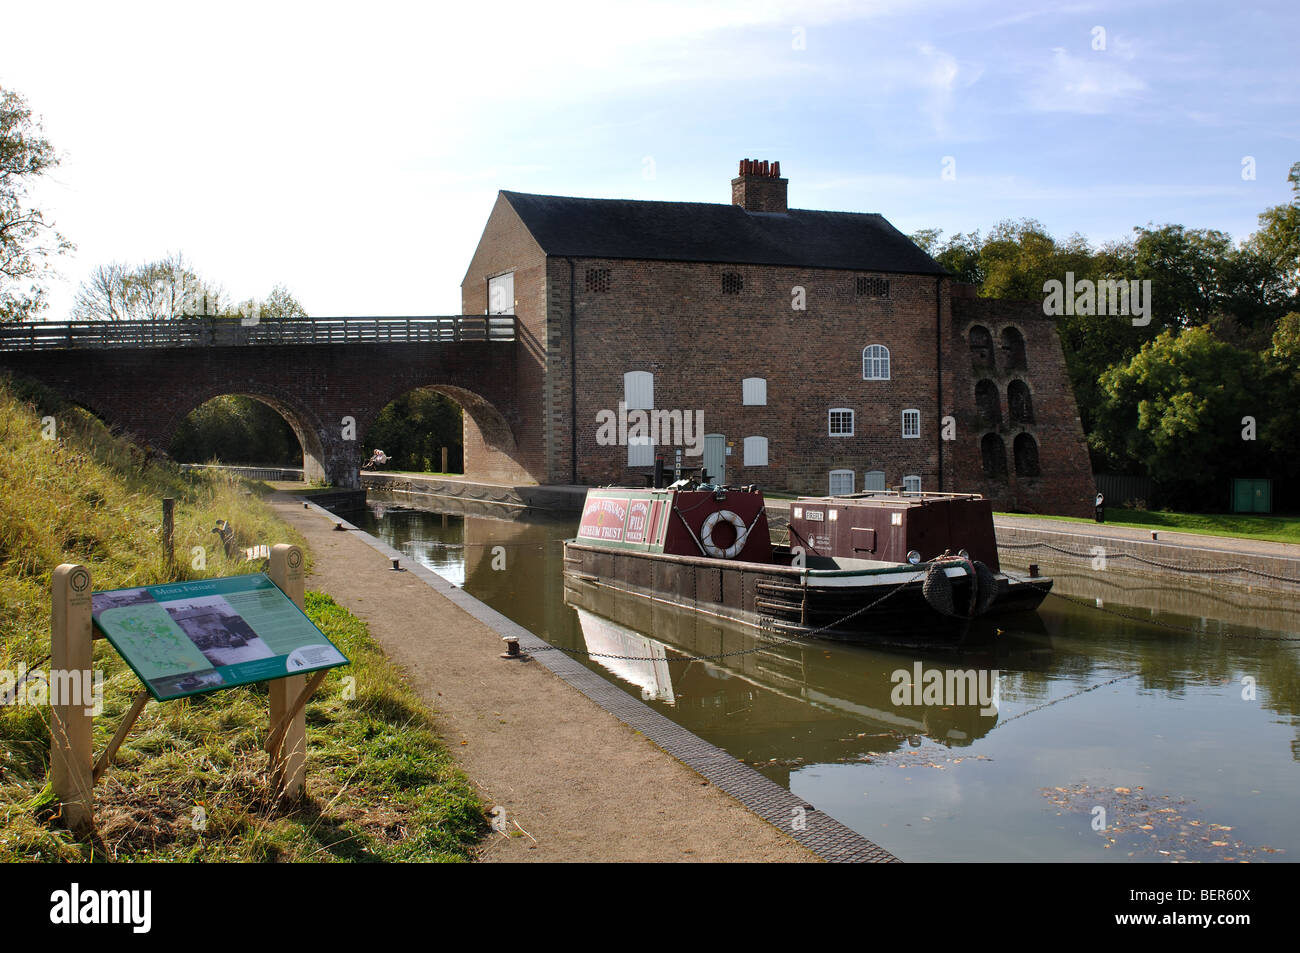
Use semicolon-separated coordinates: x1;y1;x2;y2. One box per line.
562;540;1052;647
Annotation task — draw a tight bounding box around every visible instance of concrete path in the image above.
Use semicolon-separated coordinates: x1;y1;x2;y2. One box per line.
270;494;816;863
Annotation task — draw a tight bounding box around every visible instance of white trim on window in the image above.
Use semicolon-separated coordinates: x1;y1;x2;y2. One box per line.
902;408;920;439
742;377;767;406
624;370;654;411
743;436;768;466
829;469;855;496
903;474;921;494
829;407;854;437
862;344;890;380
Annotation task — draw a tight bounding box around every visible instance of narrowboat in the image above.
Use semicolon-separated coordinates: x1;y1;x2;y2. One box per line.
562;477;1051;646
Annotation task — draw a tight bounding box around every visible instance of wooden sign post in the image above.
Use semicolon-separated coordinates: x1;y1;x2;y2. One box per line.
50;563;95;835
267;544;308;801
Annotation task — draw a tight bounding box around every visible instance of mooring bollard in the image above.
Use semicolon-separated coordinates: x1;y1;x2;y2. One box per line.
390;558;405;572
500;636;522;660
1029;564;1040;578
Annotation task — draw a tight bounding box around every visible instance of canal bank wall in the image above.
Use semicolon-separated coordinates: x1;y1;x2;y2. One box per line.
272;490;897;863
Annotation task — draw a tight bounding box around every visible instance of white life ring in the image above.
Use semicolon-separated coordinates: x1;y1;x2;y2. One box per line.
700;509;749;558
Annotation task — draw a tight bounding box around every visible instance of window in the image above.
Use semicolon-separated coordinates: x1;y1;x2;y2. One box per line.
488;272;514;315
903;475;921;494
585;268;610;293
856;276;890;298
742;377;767;405
829;408;854;437
1014;433;1041;477
1000;326;1027;370
901;409;920;439
981;433;1008;478
863;470;886;491
829;469;855;496
743;436;768;466
969;325;994;368
722;272;744;294
1008;379;1034;424
862;345;890;380
623;370;653;411
628;435;654;467
975;379;1002;427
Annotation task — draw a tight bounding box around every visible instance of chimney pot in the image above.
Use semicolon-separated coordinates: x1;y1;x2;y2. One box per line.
731;158;788;213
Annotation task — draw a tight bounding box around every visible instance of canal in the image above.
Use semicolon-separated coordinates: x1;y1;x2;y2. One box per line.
355;495;1300;863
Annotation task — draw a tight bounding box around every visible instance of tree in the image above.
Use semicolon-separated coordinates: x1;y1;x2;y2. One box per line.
72;251;226;321
1;86;73;322
1091;326;1267;505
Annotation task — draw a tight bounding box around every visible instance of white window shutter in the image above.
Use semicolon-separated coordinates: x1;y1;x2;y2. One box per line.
624;371;654;411
742;377;767;405
743;436;768;466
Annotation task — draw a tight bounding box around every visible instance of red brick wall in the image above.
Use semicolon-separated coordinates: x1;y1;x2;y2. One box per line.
946;294;1095;517
459;194;548;483
554;258;950;495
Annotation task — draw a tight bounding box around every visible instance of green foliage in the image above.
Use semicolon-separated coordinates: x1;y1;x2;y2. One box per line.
365;389;463;473
1091;326;1272;506
0;86;73;322
0;376;484;861
169;396;301;466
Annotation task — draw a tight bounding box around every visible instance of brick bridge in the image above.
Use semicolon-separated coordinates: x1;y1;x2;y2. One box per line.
0;316;534;488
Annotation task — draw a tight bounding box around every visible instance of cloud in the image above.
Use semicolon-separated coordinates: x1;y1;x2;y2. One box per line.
1026;46;1146;113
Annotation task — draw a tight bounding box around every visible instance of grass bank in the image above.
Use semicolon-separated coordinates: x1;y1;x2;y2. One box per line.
0;374;485;861
996;509;1300;545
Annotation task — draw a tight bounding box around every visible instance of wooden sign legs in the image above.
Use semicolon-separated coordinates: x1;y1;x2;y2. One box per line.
267;544;309;802
50;563;95;836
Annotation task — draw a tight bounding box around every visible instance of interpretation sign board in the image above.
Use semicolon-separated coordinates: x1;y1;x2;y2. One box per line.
91;574;348;701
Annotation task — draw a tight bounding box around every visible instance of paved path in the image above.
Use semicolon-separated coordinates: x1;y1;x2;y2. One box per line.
992;515;1300;561
271;494;817;863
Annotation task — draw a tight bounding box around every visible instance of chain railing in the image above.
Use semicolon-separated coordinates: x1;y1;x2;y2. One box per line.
0;315;516;350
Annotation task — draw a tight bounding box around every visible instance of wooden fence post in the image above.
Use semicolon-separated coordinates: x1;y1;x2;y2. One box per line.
51;564;95;834
162;497;175;565
268;544;308;800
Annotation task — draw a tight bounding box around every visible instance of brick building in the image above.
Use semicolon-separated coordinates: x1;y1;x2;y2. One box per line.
460;159;1095;517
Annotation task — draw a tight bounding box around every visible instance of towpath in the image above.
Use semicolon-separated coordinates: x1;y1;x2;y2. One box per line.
268;493;818;863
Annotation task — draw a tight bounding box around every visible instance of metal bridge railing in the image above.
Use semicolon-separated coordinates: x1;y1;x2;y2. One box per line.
0;315;517;350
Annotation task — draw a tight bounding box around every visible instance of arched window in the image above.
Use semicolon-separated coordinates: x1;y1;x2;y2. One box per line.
1000;326;1027;370
969;325;994;369
862;345;890;380
743;436;768;466
1014;433;1040;477
975;379;1001;427
623;370;653;410
903;475;921;494
829;469;854;496
981;433;1007;478
863;470;886;491
742;377;767;405
1008;380;1034;424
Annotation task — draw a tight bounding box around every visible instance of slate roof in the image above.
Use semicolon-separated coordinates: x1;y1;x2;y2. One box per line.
500;191;948;276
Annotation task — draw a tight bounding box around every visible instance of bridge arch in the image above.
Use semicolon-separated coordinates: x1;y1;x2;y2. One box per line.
362;381;525;484
163;385;331;482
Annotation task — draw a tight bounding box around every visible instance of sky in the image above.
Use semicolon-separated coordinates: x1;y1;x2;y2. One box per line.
5;0;1299;318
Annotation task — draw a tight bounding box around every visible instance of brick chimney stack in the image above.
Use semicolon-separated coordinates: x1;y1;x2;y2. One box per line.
731;158;788;213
